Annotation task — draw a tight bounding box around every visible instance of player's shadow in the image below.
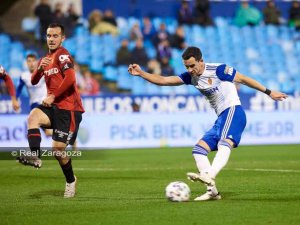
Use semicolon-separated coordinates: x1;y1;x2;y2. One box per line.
29;190;63;199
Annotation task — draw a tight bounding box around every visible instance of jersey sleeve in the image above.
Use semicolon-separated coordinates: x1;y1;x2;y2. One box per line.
178;72;192;85
56;48;74;72
16;78;25;98
216;64;236;82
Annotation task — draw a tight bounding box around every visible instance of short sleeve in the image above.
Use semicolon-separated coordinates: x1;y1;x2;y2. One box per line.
178;72;192;85
216;64;236;82
56;48;74;72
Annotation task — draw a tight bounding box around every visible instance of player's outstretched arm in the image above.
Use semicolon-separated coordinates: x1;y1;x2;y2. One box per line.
128;64;184;86
234;72;288;101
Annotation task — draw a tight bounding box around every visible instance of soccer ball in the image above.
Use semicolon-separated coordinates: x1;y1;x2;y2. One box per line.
165;181;190;202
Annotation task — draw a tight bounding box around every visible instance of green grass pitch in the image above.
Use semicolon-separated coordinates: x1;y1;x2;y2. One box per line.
0;145;299;225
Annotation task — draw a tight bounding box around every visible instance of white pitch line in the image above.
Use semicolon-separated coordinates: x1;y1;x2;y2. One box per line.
225;168;300;173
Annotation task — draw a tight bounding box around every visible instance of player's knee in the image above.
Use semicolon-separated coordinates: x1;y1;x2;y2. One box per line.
218;139;233;149
27;113;39;127
192;143;210;155
53;148;67;161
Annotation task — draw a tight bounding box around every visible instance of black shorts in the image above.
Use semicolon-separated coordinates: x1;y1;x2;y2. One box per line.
38;105;83;145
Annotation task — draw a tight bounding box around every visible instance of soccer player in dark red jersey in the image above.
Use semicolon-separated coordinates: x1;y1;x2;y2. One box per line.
0;65;20;111
18;23;85;198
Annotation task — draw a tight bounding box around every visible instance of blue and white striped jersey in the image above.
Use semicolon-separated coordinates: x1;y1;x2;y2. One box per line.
179;63;241;115
18;71;47;105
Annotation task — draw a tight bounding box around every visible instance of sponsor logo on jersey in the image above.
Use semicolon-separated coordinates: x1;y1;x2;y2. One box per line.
208;78;212;85
63;64;69;70
59;54;70;63
44;68;59;76
202;86;219;95
54;129;69;138
225;66;234;76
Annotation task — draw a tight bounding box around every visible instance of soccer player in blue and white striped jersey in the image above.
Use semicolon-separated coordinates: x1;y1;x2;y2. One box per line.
128;46;287;201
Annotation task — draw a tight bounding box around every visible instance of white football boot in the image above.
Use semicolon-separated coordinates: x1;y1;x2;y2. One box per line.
187;172;221;201
194;191;221;201
186;172;215;186
64;176;77;198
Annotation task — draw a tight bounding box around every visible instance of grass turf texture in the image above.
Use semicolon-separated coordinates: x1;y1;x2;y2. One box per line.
0;145;299;225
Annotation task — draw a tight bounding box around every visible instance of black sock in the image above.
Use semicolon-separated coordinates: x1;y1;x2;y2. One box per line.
28;128;41;158
60;158;75;183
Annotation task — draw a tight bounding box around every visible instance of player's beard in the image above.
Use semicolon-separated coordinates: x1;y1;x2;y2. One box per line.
49;41;62;53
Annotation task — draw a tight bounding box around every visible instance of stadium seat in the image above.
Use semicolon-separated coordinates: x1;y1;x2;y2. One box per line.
117;66;132;90
89;58;104;73
131;76;146;94
146;82;161;94
63;38;77;56
103;66;118;82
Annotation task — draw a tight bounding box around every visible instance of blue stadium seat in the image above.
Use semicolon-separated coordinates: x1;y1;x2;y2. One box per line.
63;38;77;56
146;83;161;94
131;76;146;94
75;49;90;65
117;66;132;90
174;85;188;94
89;58;104;73
187;85;199;95
161;86;173;95
103;66;118;82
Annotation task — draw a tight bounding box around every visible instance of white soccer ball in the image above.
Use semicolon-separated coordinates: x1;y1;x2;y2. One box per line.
165;181;191;202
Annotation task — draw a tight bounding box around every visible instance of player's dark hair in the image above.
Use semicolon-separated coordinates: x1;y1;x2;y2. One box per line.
26;53;37;59
182;46;202;61
48;23;65;35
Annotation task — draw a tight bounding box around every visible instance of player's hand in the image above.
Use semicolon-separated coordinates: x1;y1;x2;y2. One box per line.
270;91;288;101
12;97;20;112
42;94;55;107
38;57;52;72
128;64;143;76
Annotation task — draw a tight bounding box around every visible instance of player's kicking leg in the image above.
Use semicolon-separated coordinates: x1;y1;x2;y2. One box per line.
187;141;221;201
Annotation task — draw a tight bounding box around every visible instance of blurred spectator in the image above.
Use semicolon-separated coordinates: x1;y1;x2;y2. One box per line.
177;0;193;25
153;23;170;47
141;17;156;41
160;57;174;76
131;102;140;112
130;23;143;41
194;0;213;26
157;40;172;63
74;63;86;94
89;10;119;35
103;9;117;27
88;9;101;31
263;0;281;25
53;2;72;37
289;1;300;30
170;26;186;50
147;59;161;75
131;39;149;67
81;70;100;95
67;3;80;28
234;1;262;27
34;0;53;42
116;39;132;65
